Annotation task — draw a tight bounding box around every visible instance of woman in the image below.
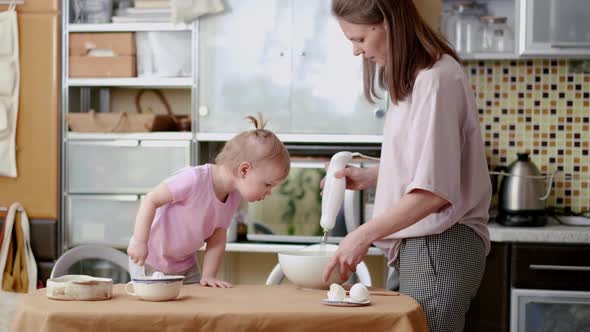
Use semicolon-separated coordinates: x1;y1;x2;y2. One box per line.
322;1;492;331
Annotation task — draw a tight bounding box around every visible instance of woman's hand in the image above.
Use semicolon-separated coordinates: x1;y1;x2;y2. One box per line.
200;276;233;288
127;240;148;266
322;229;371;283
320;165;379;191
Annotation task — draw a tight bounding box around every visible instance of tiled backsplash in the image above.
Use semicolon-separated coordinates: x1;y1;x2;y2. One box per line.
464;59;590;212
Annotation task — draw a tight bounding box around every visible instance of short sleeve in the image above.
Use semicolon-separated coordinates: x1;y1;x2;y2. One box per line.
164;167;196;203
404;71;466;208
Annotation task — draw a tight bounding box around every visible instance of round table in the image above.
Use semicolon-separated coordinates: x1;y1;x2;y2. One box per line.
12;284;428;331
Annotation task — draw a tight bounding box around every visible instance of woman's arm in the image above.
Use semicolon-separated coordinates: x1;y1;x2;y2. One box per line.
200;227;232;288
127;182;174;265
323;189;449;281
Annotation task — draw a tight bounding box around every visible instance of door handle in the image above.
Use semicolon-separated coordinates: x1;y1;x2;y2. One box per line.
529;264;590;272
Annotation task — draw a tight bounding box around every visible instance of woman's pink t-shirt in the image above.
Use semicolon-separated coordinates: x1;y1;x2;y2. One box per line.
372;55;492;266
145;164;241;273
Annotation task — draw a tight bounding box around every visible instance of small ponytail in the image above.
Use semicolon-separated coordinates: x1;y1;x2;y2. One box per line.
215;113;290;177
245;112;268;130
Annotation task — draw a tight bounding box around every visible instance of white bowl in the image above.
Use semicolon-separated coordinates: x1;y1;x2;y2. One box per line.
278;250;343;289
125;275;184;301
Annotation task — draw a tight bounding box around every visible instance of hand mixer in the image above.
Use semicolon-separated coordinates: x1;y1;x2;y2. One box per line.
319;151;379;244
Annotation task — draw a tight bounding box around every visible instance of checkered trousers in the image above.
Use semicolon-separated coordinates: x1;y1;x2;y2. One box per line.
398;223;486;332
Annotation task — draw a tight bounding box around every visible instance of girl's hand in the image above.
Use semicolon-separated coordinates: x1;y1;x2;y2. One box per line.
127;240;149;266
200;276;233;288
320;165;379;191
322;229;371;282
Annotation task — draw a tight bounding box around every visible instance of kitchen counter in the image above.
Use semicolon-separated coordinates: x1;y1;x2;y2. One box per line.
489;220;590;244
214;220;590;254
221;221;590;253
222;242;384;256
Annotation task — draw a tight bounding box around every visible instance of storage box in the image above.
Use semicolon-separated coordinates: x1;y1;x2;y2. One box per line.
69;33;136;78
69;55;136;78
69;33;136;56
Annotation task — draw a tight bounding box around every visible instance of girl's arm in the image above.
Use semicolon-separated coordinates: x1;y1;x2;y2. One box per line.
200;227;232;288
128;182;174;265
323;189;449;281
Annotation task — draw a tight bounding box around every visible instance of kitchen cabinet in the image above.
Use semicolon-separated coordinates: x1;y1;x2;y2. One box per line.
440;0;519;60
510;244;590;331
511;243;590;291
465;242;511;332
441;0;590;59
441;0;518;60
197;0;387;135
465;241;590;332
519;0;590;57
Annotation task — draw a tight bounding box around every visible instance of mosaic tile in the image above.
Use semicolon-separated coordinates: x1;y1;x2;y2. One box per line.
465;59;590;213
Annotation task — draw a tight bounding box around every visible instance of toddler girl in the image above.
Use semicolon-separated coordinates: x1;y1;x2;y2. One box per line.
127;114;290;287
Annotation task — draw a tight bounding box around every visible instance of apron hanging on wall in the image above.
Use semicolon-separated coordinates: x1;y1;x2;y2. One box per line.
0;0;20;178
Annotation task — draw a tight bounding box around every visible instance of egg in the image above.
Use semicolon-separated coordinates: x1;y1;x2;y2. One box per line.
151;271;165;279
326;283;346;301
349;283;369;302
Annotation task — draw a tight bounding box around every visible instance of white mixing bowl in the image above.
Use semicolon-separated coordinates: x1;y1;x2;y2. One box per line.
278;250;344;289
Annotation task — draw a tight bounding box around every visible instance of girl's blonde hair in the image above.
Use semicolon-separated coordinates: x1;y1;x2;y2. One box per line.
215;113;290;177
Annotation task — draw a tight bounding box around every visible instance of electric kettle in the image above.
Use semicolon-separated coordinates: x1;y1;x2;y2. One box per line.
494;153;551;227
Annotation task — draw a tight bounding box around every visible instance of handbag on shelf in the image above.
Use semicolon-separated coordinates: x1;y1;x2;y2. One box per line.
135;89;191;132
66;89;190;133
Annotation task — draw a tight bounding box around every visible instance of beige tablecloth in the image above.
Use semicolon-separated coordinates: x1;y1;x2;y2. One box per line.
12;284;428;331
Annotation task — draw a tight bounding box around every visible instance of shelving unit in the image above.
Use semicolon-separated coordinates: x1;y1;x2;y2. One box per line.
67;77;194;88
60;0;198;254
66;132;192;141
68;22;192;32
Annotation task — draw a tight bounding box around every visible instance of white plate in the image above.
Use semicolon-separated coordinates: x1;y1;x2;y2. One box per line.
320;298;371;307
559;216;590;226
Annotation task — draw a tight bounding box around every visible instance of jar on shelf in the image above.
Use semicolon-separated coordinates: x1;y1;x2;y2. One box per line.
73;0;113;23
452;2;487;54
441;4;457;46
479;16;514;53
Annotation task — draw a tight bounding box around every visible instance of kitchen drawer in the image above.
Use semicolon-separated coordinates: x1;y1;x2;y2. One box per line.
67;195;140;249
67;140;190;193
511;244;590;291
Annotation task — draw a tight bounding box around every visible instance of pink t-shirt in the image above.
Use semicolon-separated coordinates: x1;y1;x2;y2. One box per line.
373;54;492;266
145;164;241;273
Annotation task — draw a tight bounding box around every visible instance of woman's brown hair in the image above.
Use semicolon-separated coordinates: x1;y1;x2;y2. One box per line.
331;0;460;104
